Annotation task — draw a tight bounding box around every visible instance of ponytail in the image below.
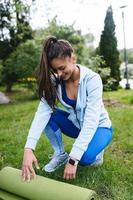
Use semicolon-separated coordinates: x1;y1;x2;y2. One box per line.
38;36;73;109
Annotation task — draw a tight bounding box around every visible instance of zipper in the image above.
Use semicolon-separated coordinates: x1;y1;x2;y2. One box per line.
73;108;81;129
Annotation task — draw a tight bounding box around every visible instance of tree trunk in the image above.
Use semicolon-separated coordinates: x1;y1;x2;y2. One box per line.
6;83;13;92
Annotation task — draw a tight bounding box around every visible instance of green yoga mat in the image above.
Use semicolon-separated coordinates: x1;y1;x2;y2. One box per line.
0;189;25;200
0;167;97;200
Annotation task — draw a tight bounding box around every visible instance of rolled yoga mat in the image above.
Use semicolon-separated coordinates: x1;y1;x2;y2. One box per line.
0;189;25;200
0;167;97;200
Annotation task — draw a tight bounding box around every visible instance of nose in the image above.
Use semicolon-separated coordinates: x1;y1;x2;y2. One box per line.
57;70;62;77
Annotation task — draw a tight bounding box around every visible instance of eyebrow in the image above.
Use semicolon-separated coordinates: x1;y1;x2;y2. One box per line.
51;65;65;73
58;66;65;69
53;66;65;71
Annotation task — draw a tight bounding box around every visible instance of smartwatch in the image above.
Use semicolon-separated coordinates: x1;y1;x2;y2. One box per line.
68;157;79;166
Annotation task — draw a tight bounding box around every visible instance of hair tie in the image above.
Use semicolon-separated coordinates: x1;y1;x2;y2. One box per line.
51;37;58;44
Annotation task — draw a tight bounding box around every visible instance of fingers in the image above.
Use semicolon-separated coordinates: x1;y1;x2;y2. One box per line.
22;149;39;182
22;166;30;182
63;164;77;180
33;159;40;170
63;169;76;180
63;172;76;180
22;165;36;182
30;166;36;180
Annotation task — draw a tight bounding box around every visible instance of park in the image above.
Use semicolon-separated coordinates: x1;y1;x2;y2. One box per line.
0;1;133;199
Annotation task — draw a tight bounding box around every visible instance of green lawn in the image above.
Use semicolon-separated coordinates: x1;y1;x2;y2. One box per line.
0;85;133;200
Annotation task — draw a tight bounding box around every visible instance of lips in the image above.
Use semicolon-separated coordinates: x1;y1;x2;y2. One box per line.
61;76;66;79
61;74;66;79
61;73;69;80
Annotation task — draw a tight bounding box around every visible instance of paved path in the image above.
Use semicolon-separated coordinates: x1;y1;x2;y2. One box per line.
119;79;133;89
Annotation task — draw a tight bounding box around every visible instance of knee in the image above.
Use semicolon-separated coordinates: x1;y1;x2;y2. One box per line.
44;120;59;133
79;153;96;166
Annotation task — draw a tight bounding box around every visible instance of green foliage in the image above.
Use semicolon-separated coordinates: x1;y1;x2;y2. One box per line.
21;77;38;99
1;40;40;91
1;15;96;93
0;0;33;91
98;6;120;89
0;0;33;59
88;55;118;91
0;1;13;60
34;17;92;65
0;60;3;85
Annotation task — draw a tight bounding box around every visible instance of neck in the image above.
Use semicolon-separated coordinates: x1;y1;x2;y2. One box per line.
68;65;80;83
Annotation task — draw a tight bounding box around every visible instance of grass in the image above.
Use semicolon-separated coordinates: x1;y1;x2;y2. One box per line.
0;85;133;200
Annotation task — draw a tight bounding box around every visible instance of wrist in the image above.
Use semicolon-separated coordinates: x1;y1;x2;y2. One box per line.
68;157;79;166
24;148;33;152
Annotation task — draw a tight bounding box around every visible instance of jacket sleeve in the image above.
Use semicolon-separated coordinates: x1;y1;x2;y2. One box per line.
69;74;103;161
25;98;53;150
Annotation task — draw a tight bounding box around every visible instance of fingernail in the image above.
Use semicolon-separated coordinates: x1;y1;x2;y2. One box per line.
22;178;25;182
36;166;40;169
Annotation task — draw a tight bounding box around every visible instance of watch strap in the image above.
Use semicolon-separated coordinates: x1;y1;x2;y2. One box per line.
68;157;79;166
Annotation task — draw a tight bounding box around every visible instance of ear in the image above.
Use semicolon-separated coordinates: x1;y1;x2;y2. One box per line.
71;53;77;64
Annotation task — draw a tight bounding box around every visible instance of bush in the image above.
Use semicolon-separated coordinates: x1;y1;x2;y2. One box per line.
20;77;38;99
88;55;117;91
1;40;40;91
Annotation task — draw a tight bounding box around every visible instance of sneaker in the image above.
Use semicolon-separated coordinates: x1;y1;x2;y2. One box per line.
42;152;69;172
90;150;104;167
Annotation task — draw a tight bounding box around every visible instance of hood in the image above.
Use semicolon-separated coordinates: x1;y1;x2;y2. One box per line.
78;64;96;84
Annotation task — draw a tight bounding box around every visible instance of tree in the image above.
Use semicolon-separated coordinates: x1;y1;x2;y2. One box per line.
0;0;33;91
34;17;89;65
0;1;12;60
99;6;120;89
3;40;40;92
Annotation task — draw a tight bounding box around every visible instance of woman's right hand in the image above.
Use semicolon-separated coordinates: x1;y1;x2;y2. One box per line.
22;148;40;182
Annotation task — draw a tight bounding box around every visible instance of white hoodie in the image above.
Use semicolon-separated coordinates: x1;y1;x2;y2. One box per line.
25;65;112;160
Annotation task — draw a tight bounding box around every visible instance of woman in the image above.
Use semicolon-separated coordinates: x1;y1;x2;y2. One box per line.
22;36;113;181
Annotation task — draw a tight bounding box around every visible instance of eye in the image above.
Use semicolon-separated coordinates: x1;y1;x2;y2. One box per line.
51;68;57;74
60;66;65;70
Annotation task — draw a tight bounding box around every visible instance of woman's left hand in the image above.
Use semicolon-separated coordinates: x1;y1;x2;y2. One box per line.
63;163;77;180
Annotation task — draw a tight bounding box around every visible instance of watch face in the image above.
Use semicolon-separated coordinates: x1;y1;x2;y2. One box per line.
69;158;75;165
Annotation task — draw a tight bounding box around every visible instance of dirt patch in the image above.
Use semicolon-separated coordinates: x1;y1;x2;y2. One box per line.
104;99;124;107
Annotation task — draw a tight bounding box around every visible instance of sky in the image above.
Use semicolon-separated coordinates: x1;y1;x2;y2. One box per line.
30;0;133;50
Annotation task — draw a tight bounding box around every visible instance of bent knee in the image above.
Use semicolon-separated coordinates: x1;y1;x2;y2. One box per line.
79;154;96;166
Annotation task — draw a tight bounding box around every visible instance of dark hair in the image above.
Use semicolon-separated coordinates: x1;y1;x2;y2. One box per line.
38;36;74;110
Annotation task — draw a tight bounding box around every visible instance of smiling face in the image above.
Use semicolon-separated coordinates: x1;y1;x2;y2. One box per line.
50;55;76;81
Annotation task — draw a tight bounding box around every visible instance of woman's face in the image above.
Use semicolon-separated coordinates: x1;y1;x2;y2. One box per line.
50;55;76;80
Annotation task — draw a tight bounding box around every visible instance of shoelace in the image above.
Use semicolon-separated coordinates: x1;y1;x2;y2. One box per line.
47;155;62;168
47;153;67;165
48;154;54;159
48;152;66;159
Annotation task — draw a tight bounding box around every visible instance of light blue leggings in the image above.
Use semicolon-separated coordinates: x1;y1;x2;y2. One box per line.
44;109;113;166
